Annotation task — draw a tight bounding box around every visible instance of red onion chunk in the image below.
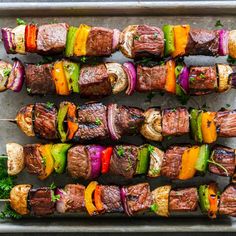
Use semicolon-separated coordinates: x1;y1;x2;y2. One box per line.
112;29;121;52
107;103;120;140
120;187;132;216
7;58;25;92
55;188;67;213
88;145;105;179
230;72;236;88
178;66;189;93
1;28;16;54
123;62;137;95
219;29;229;56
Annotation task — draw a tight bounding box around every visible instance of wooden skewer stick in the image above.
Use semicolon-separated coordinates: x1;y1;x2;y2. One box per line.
0;199;10;202
0;118;69;123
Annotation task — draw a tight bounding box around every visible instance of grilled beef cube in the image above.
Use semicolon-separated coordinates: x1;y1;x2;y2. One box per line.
100;185;123;213
186;29;219;56
209;146;236;177
74;103;109;141
109;145;139;179
25;64;55;95
86;27;113;56
133;25;164;58
162;108;189;136
125;183;152;215
37;23;69;53
67;145;91;179
189;66;217;95
29;187;55;216
136;64;167;92
33;103;58;139
215;110;236;137
56;184;85;213
161;146;187;179
24;144;45;176
169;187;198;212
219;184;236;217
79;64;112;97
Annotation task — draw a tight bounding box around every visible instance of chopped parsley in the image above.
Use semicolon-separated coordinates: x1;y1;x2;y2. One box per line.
134;35;140;40
146;92;155;103
199;73;206;79
49;182;57;190
16;18;26;25
148;145;154;153
117;146;125;157
46;102;54;109
51;192;60;203
167;136;172;140
150;203;158;212
0;203;22;219
172;108;176;112
95;118;102;126
227;56;236;64
225;103;231;108
3;68;11;77
80;56;87;63
154;32;158;39
41;156;46;166
215;20;224;28
189;77;195;83
26;88;32;93
208;152;229;176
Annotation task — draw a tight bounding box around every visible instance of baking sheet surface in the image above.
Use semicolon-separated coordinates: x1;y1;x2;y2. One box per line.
0;5;236;232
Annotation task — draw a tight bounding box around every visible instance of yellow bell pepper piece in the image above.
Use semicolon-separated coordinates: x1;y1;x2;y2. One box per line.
85;181;98;216
179;146;200;180
172;25;190;58
165;60;176;94
52;61;70;95
73;24;91;56
38;144;54;180
208;183;218;219
201;112;217;144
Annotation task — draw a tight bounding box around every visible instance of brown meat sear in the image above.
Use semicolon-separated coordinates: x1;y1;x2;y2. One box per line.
169;187;198;212
136;64;167;92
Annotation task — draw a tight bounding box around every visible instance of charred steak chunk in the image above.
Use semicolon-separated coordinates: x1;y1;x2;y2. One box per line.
57;184;85;213
136;64;167;92
162;108;189;136
29;187;55;216
25;64;55;95
126;183;152;215
109;145;139;179
33;103;58;139
100;185;123;213
79;64;112;97
86;27;113;56
74;103;109;141
161;146;188;179
24;144;45;176
215;110;236;137
186;29;219;56
189;66;217;95
209;146;236;177
169;187;198;212
37;23;69;53
67;145;91;179
219;184;236;217
133;25;164;58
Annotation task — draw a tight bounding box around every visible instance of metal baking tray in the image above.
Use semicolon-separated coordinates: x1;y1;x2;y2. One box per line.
0;1;236;232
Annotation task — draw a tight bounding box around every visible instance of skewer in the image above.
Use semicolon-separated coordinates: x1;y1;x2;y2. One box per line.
0;199;10;202
0;118;68;123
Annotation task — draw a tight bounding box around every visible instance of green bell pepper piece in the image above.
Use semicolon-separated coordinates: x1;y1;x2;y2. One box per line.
197;111;203;143
195;144;210;172
198;185;210;213
63;61;80;93
136;145;150;175
0;156;8;179
190;109;203;142
65;26;78;57
163;25;175;56
57;102;69;142
51;143;72;174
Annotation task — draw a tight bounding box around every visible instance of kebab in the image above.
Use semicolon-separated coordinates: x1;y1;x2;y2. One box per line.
2;20;236;59
0;179;235;219
1;58;236;104
1;102;236;144
0;142;235;181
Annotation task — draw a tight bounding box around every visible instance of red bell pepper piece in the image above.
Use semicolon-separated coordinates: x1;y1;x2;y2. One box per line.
94;185;104;212
101;147;113;174
25;24;37;52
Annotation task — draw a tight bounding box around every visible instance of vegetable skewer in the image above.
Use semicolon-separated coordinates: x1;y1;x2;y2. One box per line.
0;180;235;219
0;142;235;181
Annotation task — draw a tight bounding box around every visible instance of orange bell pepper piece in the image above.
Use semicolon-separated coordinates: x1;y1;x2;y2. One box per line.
52;61;70;95
25;24;37;52
208;183;218;219
201;112;217;144
38;144;54;180
85;181;98;216
94;185;104;212
67;103;79;140
165;60;176;94
179;146;200;180
172;25;190;58
73;24;91;56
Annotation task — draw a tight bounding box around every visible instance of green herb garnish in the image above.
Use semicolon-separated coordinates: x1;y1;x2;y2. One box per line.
51;192;60;203
215;20;224;28
46;102;54;109
150;203;158;212
16;18;26;25
227;56;236;64
189;77;195;83
117;146;125;157
49;182;57;190
225;103;231;108
208;152;229;176
95;118;102;126
0;203;22;219
134;35;140;40
3;68;11;77
80;56;87;63
154;33;158;39
199;73;206;79
0;176;15;199
148;145;154;153
26;88;32;93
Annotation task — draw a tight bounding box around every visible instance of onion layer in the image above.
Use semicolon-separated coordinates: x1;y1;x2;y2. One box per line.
123;62;137;95
218;29;229;56
55;188;67;213
1;28;16;54
107;103;120;140
120;187;132;216
112;29;121;52
178;65;189;93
